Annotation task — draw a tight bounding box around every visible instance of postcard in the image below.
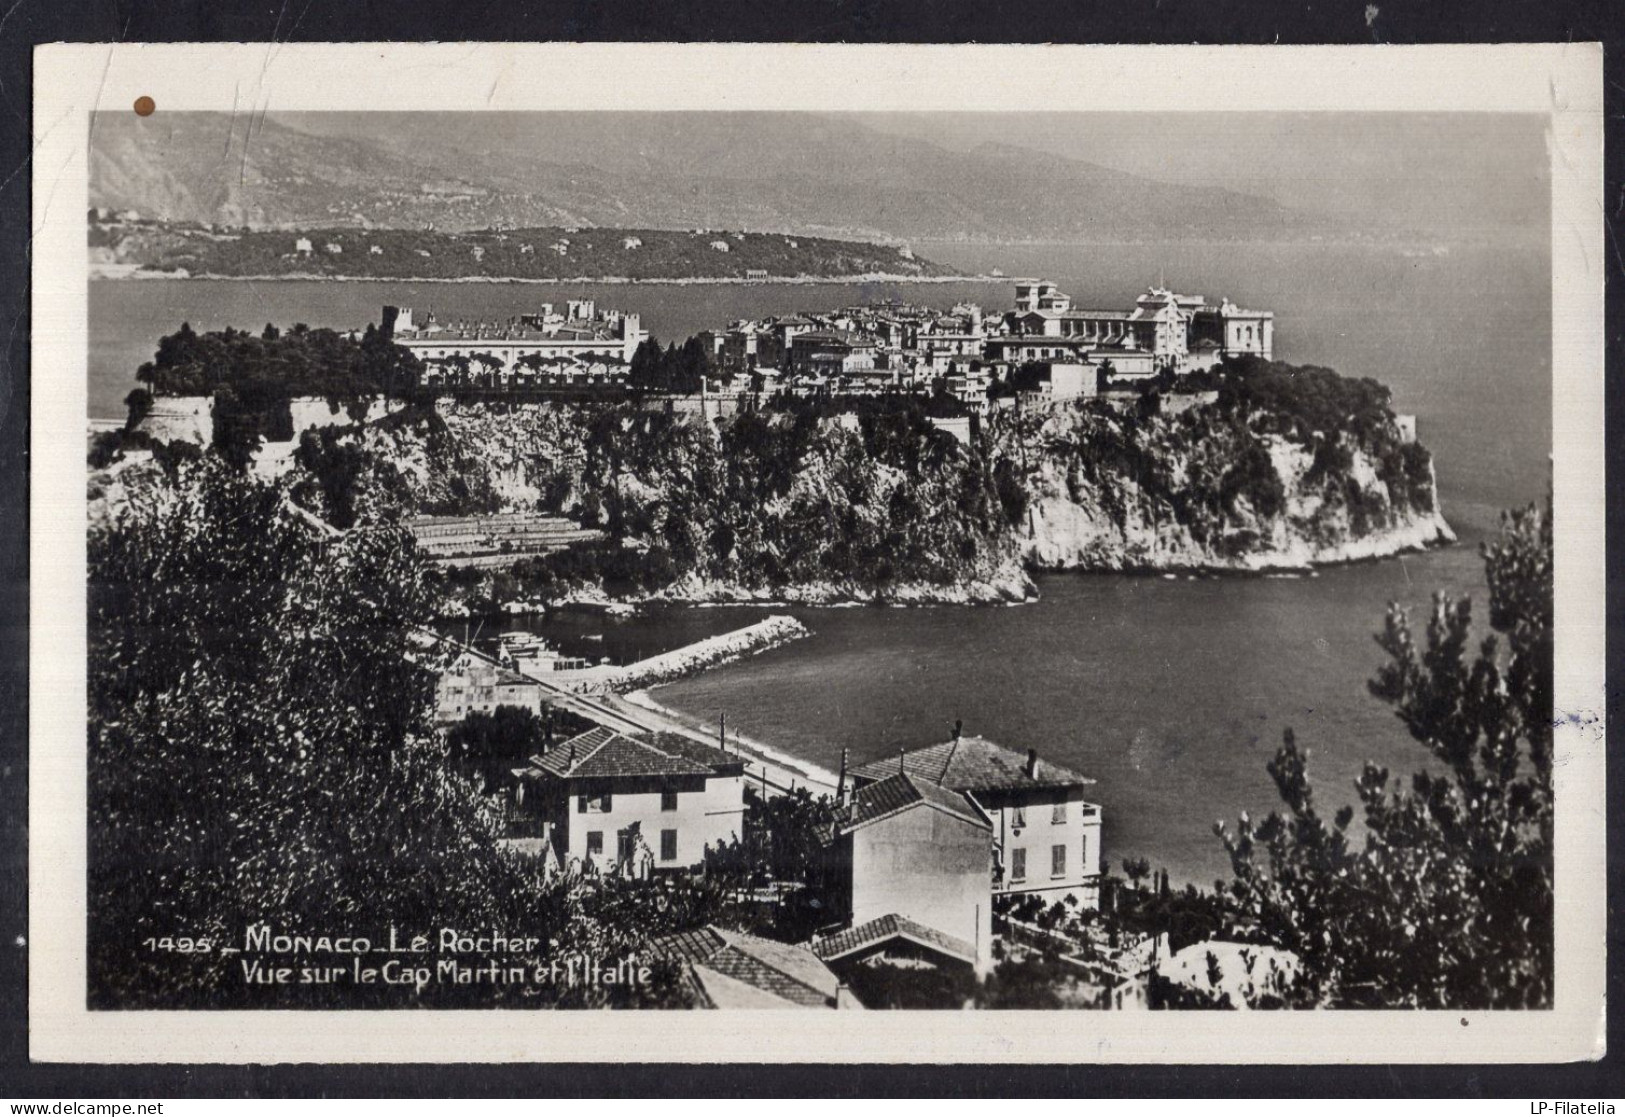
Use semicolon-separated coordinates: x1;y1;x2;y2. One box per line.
30;41;1605;1062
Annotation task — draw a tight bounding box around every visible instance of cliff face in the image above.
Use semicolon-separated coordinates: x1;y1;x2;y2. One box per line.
990;403;1454;573
286;382;1452;605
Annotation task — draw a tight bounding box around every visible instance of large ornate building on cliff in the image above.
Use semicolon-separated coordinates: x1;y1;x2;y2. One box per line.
1004;279;1273;372
382;303;647;388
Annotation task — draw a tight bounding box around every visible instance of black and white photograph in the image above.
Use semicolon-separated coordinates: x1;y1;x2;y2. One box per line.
27;42;1606;1063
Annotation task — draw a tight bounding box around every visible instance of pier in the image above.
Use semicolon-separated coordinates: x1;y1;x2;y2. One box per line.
425;617;835;798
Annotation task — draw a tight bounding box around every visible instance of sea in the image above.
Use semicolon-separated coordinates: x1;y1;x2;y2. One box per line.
88;236;1552;886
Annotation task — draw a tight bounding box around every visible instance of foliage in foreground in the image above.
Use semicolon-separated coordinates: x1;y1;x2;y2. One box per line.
1219;498;1554;1008
88;460;692;1008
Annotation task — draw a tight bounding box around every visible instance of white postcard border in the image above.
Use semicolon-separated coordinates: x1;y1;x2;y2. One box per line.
30;41;1606;1063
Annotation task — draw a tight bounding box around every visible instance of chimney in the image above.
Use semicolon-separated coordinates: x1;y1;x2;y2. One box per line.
898;748;906;776
1026;748;1039;779
952;718;963;742
719;712;727;754
837;748;849;806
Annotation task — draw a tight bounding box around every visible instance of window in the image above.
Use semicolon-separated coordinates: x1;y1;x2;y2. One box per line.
1011;805;1027;828
1081;833;1091;875
1052;843;1067;878
1052;799;1068;825
660;829;678;861
1010;848;1027;882
578;793;612;814
661;790;679;812
586;831;603;856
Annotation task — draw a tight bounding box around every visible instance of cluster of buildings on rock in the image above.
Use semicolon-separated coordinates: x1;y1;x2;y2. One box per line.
371;279;1273;405
706;280;1272;409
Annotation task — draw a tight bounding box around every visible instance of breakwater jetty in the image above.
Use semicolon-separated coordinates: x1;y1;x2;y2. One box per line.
613;615;808;691
509;614;809;696
480;616;829;795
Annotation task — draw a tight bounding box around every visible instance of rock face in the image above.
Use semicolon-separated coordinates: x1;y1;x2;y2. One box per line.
135;395;213;445
1013;430;1455;573
987;397;1453;575
275;386;1452;605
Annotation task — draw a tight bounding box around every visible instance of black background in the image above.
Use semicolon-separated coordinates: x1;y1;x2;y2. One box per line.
1;0;1620;1099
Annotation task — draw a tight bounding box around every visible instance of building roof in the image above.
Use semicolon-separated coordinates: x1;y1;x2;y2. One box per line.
1061;309;1135;320
848;734;1094;793
650;926;839;1009
992;335;1092;349
398;323;620;344
825;772;989;841
811;913;978;968
641;731;749;775
793;329;876;349
524;726;716;781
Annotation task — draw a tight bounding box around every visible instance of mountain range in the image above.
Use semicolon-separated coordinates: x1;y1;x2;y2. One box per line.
90;111;1361;243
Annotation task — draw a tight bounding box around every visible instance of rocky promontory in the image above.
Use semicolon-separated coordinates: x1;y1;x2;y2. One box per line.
99;356;1453;609
268;358;1451;609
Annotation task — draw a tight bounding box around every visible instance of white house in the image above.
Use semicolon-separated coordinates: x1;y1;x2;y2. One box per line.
512;728;747;876
815;770;995;976
848;730;1104;910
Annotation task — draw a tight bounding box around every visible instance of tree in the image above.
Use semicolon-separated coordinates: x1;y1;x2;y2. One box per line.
446;705;548;793
626;337;708;394
123;388;154;432
209;386;262;471
1217;497;1554;1008
1121;856;1152;892
88;460;691;1008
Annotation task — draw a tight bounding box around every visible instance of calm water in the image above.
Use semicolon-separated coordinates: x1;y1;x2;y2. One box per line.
90;238;1551;884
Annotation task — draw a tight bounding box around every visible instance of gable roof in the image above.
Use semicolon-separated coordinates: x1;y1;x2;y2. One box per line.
793;328;876;348
525;727;716;781
848;735;1093;793
824;772;989;842
650;926;839;1009
642;731;749;775
811;913;978;968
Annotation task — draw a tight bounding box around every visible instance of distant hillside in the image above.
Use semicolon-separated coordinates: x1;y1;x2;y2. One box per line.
90;111;1351;244
89;220;955;282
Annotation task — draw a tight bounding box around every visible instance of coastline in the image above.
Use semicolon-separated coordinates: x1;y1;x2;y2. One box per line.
88;267;992;286
620;687;839;793
1020;512;1458;579
433;516;1457;619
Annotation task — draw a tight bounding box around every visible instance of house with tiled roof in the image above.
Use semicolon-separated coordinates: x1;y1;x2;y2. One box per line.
815;769;994;976
848;729;1104;910
651;925;853;1010
811;912;979;972
512;727;747;877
